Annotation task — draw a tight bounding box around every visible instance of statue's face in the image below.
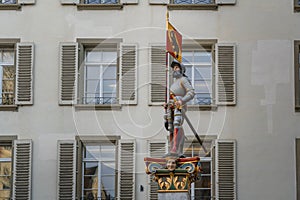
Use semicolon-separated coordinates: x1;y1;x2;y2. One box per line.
166;159;176;171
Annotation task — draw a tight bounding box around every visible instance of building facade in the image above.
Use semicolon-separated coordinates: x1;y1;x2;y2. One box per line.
0;0;300;199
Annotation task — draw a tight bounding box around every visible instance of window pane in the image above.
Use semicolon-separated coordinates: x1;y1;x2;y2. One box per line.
200;162;211;175
194;52;211;63
86;66;100;80
86;51;102;63
194;80;211;93
84;175;98;189
101;176;115;190
194;93;211;105
2;51;14;64
195;176;211;188
195;66;211;80
0;146;12;159
86;80;100;94
184;66;192;78
0;163;11;176
102;51;117;63
84;162;98;175
101;189;115;200
0;0;16;4
102;162;115;175
103;80;116;94
103;66;116;79
100;145;115;161
83;189;98;200
85;146;100;159
195;189;211;200
85;0;118;4
182;52;193;63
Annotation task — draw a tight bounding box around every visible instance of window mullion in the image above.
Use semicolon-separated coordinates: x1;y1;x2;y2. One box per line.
98;161;101;200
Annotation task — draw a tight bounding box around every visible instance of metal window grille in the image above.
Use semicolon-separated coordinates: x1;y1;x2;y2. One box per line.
85;0;118;4
173;0;213;4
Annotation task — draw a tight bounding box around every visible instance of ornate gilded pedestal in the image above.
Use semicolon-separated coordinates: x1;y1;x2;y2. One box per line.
144;156;201;200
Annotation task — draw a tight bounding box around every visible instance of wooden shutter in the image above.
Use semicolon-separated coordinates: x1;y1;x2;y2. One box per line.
121;0;138;4
149;0;168;4
12;140;32;200
148;141;167;200
215;140;236;200
57;140;77;200
15;43;34;105
19;0;35;4
216;43;236;105
150;45;166;104
119;44;138;105
118;140;136;200
216;0;236;5
59;43;78;105
61;0;79;4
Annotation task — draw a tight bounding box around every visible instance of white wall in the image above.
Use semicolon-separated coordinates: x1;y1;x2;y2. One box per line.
0;0;299;199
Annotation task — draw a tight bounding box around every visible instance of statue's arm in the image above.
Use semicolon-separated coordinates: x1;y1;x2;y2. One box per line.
181;77;195;104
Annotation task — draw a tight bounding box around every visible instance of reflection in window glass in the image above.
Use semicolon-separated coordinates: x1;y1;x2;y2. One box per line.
0;0;16;4
174;0;213;4
0;49;15;105
0;145;12;200
82;143;116;200
85;0;118;4
84;49;117;105
182;50;212;105
183;141;212;200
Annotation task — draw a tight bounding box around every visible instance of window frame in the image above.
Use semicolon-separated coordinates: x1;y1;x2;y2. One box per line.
295;41;300;111
77;0;123;10
0;40;19;111
168;0;218;10
0;136;17;200
75;39;121;110
75;136;120;200
183;136;216;200
181;39;217;110
295;0;300;12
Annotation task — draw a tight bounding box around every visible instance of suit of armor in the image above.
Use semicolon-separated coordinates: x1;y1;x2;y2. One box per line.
166;72;195;156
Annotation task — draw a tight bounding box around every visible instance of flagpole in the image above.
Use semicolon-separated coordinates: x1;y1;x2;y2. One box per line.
165;10;169;105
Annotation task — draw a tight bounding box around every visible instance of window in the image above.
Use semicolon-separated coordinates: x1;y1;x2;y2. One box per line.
295;41;300;111
82;143;117;200
0;0;34;10
183;139;213;200
173;0;213;4
59;40;138;108
84;0;118;4
0;137;32;200
0;141;13;200
83;48;118;105
0;0;16;4
0;48;15;105
182;50;213;105
295;0;300;12
57;138;136;200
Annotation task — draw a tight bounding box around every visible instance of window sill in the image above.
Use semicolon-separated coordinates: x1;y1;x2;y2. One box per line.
295;5;300;12
0;4;21;10
167;4;218;10
77;3;123;10
0;105;18;111
74;104;122;111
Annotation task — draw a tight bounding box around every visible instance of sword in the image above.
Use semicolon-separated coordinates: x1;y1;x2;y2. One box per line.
182;112;208;154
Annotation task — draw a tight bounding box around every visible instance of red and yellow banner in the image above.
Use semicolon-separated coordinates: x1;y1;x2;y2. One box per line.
166;21;182;63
